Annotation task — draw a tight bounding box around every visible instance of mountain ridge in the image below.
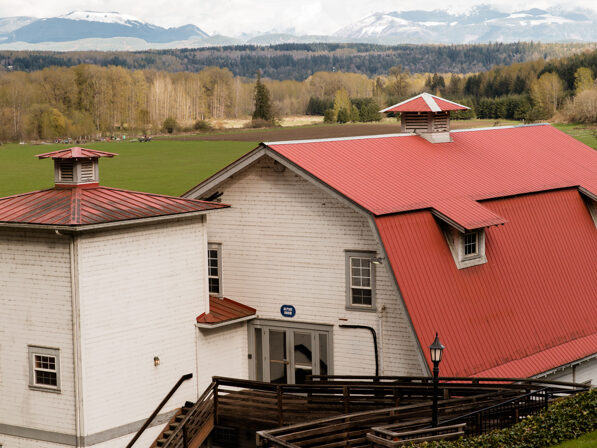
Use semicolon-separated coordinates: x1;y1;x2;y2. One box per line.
0;6;596;51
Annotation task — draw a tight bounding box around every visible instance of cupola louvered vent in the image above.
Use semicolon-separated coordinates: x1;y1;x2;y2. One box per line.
80;161;94;182
59;161;74;182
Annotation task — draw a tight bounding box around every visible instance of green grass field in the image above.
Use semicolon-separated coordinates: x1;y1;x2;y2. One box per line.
550;430;597;448
0;140;255;197
1;122;596;198
553;123;597;148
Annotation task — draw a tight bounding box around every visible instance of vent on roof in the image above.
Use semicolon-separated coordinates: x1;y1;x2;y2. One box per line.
59;161;74;182
80;161;94;182
54;158;98;186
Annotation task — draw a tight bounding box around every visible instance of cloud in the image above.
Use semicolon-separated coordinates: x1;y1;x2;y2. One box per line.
2;0;596;36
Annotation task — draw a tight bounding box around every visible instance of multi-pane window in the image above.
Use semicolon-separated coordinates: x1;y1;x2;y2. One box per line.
28;346;60;391
463;232;478;257
346;252;375;309
208;243;222;296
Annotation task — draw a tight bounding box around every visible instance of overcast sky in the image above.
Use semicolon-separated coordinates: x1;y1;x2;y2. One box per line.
3;1;597;36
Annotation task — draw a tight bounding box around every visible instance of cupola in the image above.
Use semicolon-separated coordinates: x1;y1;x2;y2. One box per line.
381;93;469;143
36;147;118;187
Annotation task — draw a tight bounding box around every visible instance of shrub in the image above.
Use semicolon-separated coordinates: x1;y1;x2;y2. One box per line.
411;389;596;448
323;108;336;123
162;117;178;134
562;89;597;123
336;107;350;123
193;120;213;132
306;97;334;115
246;118;273;128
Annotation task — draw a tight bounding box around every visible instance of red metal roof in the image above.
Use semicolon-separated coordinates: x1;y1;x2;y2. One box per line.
375;189;597;377
0;186;227;226
267;125;597;225
37;147;118;159
381;93;469;113
197;296;256;325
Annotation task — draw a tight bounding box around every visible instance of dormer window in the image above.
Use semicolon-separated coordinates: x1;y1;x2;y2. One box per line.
463;231;479;258
442;227;487;269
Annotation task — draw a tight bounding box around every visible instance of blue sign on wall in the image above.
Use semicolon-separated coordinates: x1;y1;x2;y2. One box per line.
280;305;296;318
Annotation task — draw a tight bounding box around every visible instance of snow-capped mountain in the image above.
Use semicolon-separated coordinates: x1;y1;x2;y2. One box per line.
0;11;209;44
334;6;597;43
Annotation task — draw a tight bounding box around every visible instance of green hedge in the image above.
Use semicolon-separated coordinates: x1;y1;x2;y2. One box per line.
412;389;596;448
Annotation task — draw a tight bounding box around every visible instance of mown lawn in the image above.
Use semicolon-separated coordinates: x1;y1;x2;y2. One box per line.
550;430;597;448
0;140;254;197
1;122;595;198
553;123;597;148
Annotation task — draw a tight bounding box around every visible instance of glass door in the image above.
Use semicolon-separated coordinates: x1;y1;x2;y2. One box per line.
268;329;289;383
250;321;332;384
293;331;313;384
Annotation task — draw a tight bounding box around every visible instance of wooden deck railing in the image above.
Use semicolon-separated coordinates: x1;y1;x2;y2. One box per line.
144;375;588;448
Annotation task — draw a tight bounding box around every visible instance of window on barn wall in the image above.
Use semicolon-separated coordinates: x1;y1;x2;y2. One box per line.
345;251;376;310
28;346;60;392
208;243;222;296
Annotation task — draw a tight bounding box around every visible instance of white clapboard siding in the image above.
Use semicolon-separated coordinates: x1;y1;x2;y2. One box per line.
76;219;207;436
202;156;424;377
196;322;249;391
0;229;76;434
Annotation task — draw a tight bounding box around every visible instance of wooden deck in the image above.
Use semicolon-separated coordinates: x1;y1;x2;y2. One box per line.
154;375;588;448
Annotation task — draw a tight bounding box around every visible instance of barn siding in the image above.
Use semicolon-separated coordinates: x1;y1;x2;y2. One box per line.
0;229;76;436
200;157;424;377
76;219;207;438
196;323;249;391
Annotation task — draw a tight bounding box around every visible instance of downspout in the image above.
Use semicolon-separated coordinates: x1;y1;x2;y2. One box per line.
339;325;379;376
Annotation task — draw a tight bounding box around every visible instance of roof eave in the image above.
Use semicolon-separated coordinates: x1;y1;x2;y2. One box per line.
196;314;257;329
0;208;224;233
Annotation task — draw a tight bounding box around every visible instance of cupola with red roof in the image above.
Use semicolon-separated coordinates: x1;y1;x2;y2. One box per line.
37;147;117;188
381;93;469;143
0;147;228;228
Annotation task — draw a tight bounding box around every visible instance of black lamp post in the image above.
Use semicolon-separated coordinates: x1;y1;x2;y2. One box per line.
429;332;445;427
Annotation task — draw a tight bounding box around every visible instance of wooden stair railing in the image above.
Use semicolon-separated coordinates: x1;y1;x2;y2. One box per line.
158;381;216;448
126;373;193;448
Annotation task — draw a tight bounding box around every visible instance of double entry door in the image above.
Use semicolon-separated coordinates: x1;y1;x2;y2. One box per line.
249;320;332;384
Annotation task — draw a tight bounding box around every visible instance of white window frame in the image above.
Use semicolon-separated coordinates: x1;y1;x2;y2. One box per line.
28;346;61;392
208;243;223;297
443;227;487;269
345;251;376;311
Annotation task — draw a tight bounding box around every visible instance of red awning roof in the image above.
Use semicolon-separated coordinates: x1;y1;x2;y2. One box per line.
376;189;597;377
37;147;118;159
381;93;469;113
0;186;227;226
197;296;256;326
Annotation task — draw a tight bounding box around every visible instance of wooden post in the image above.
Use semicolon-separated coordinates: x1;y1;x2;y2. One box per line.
343;386;350;414
182;424;189;448
277;386;283;426
213;382;219;426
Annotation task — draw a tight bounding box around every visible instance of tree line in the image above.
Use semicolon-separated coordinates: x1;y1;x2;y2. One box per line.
1;42;595;80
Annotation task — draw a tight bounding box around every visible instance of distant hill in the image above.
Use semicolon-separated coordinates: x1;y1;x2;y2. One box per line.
334;5;597;43
334;6;597;43
1;42;596;80
0;11;209;45
0;6;597;51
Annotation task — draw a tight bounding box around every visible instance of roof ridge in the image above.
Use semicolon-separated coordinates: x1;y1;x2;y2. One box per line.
421;93;441;112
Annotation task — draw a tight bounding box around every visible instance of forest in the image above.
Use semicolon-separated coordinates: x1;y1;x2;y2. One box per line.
1;44;597;142
1;42;596;79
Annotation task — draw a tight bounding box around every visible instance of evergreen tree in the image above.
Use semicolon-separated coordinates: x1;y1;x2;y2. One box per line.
252;70;274;123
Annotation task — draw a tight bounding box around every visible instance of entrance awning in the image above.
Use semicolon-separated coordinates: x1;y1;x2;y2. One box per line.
196;296;257;329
